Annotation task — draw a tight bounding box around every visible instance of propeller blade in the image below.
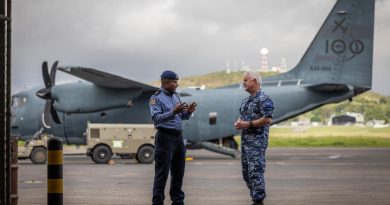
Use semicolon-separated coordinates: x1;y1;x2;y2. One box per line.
50;61;58;85
43;100;61;125
36;88;51;99
42;61;51;88
43;100;53;126
50;103;61;124
40;61;61;125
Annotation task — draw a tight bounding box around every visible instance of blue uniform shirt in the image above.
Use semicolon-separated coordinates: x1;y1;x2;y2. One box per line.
239;90;274;134
149;88;191;131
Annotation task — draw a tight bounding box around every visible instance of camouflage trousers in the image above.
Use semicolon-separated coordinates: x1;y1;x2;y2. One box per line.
241;134;268;201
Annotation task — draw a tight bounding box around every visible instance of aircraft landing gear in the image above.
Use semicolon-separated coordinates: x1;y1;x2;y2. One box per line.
223;136;238;150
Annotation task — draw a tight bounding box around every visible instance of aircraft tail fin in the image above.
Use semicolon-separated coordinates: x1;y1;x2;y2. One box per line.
266;0;375;92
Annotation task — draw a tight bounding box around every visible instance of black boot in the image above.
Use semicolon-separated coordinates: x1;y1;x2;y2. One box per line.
252;199;264;205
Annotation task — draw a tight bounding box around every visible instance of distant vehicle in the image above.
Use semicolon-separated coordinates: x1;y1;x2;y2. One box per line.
86;123;155;164
19;123;155;164
18;131;51;164
11;0;375;157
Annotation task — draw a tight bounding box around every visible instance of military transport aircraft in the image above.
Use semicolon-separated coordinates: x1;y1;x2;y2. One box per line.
11;0;375;157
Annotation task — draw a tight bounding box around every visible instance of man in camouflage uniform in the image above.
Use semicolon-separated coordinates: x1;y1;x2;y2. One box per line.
235;71;274;205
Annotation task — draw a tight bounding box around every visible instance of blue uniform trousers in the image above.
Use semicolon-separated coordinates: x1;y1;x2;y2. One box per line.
152;129;186;205
241;134;267;201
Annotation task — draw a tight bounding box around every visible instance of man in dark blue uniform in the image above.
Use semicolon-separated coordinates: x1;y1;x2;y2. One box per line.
149;70;197;205
235;71;274;205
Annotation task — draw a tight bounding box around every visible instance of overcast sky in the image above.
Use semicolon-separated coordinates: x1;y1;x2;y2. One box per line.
12;0;390;95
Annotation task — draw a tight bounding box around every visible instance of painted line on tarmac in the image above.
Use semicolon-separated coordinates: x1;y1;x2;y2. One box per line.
328;154;341;159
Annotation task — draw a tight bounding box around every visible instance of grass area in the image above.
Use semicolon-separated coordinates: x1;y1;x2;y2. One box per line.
271;126;390;138
269;136;390;147
235;126;390;147
18;140;26;146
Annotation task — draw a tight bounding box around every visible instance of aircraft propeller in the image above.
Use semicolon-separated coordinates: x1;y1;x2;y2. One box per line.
36;61;61;125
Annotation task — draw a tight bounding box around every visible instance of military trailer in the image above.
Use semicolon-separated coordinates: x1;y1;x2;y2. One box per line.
86;123;156;164
18;132;52;164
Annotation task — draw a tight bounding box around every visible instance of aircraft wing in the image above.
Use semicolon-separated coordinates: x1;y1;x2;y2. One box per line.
58;66;158;91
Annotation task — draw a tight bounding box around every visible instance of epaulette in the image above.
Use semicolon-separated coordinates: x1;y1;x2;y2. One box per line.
150;89;161;105
154;89;161;95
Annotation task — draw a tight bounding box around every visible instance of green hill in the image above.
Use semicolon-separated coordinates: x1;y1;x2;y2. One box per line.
151;70;278;88
151;70;390;124
303;91;390;124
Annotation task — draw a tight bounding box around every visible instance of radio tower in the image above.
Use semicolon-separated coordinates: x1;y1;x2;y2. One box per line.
260;48;269;71
280;57;287;72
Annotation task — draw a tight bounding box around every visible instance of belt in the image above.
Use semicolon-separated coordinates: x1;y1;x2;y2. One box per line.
241;128;260;135
158;128;182;136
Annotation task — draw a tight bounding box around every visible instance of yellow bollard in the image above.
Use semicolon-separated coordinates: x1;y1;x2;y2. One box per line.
47;137;63;205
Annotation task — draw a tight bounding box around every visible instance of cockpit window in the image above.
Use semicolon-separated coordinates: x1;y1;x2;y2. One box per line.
12;96;25;108
12;97;18;107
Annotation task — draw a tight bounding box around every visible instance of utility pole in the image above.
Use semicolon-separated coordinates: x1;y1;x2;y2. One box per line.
6;0;11;204
0;0;11;204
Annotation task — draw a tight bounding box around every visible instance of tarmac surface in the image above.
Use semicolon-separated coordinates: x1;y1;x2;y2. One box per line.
17;148;390;205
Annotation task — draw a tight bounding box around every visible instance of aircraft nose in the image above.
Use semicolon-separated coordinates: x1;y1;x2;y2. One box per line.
11;107;22;130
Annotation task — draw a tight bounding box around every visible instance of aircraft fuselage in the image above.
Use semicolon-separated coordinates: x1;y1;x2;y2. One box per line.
11;82;356;145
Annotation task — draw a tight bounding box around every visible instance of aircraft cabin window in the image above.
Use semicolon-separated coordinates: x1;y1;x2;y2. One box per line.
209;112;217;125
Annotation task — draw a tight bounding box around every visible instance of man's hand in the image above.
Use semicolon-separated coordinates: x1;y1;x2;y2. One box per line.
234;119;250;130
173;103;188;114
188;102;197;113
234;118;242;130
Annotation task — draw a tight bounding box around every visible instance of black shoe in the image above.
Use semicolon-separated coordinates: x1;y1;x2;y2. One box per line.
252;199;264;205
